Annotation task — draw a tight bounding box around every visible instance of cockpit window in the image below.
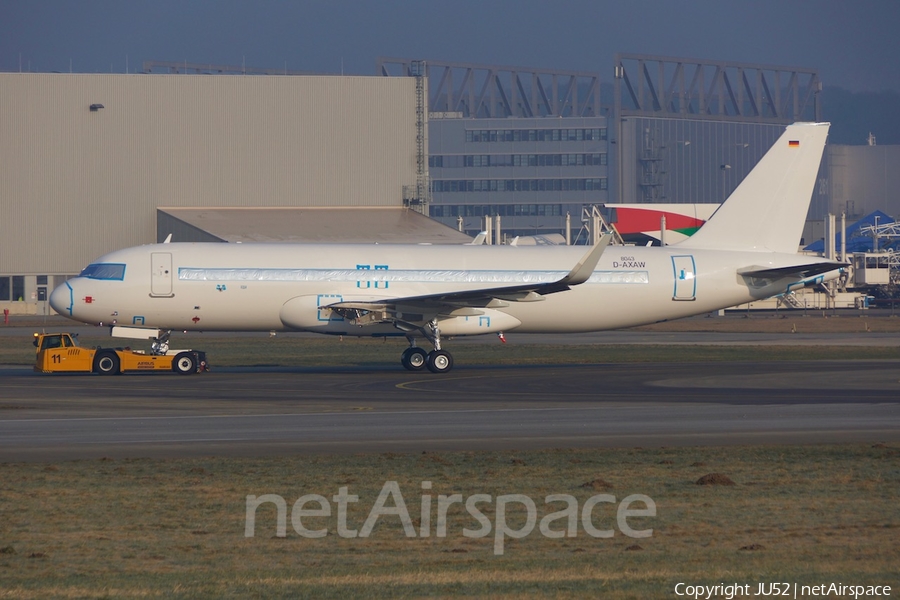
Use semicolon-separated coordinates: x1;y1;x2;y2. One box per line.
39;334;78;350
41;335;63;350
79;263;126;280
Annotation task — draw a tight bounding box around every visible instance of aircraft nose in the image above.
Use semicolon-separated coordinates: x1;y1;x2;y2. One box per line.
49;282;73;316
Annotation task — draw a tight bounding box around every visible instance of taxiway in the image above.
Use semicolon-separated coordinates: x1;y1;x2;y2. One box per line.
1;359;898;461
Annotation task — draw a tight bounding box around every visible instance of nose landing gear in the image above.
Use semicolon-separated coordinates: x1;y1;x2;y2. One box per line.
150;330;172;355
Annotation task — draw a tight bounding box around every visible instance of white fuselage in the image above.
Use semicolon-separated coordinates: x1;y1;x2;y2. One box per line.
51;241;837;336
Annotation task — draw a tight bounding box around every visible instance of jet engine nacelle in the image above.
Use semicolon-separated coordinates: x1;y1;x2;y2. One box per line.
437;309;521;335
280;294;389;332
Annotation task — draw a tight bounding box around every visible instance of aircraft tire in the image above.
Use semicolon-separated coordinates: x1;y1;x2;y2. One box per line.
94;351;120;376
401;347;428;371
173;352;197;375
426;350;453;373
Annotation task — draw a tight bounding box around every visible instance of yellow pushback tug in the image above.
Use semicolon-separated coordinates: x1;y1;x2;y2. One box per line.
33;332;208;375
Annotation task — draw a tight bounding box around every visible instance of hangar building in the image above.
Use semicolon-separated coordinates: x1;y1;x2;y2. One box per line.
379;59;609;241
0;71;465;313
381;55;899;252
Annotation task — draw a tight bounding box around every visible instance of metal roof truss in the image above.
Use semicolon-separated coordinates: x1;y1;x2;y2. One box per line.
614;53;821;124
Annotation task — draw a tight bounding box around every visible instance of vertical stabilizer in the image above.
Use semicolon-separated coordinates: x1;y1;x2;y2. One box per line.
681;122;829;253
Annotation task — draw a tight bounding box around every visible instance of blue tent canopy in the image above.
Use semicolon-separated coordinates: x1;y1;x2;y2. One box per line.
804;210;897;253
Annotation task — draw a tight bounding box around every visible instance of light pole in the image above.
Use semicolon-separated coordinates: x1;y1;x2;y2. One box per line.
719;164;731;202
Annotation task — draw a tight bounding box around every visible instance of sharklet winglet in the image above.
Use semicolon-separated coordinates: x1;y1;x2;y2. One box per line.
559;233;612;287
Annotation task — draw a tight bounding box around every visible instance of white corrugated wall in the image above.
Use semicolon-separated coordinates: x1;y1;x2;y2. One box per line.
0;73;417;273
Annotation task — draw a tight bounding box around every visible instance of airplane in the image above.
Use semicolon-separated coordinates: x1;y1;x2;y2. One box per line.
50;122;843;373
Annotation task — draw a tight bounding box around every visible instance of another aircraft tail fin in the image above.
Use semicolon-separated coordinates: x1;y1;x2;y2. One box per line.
467;231;488;245
680;122;829;254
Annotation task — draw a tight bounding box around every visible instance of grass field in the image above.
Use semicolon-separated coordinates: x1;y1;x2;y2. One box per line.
4;333;900;369
1;314;898;597
3;314;900;368
1;445;898;598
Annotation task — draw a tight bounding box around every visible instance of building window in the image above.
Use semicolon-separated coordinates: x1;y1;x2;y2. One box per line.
429;204;566;218
463;128;607;143
0;276;10;301
430;152;607;168
432;177;607;193
12;276;24;301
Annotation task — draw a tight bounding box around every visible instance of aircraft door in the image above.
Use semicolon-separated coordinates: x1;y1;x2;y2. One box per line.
671;255;696;301
150;252;174;297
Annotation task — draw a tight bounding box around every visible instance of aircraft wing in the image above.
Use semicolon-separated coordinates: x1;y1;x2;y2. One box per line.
737;261;847;280
324;234;612;324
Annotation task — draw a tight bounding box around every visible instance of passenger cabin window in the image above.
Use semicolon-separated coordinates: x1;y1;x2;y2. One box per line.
80;263;126;280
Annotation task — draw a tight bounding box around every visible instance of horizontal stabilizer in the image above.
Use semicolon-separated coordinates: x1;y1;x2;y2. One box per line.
738;261;846;280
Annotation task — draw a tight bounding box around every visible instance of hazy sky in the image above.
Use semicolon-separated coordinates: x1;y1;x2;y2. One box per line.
2;0;898;93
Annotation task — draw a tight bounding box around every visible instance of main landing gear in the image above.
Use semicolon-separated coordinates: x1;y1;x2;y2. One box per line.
400;320;454;374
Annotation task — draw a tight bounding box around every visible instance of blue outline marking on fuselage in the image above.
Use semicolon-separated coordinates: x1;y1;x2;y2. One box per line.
64;281;74;316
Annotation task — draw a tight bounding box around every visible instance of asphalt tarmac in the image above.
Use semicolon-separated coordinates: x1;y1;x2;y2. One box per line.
1;357;898;461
